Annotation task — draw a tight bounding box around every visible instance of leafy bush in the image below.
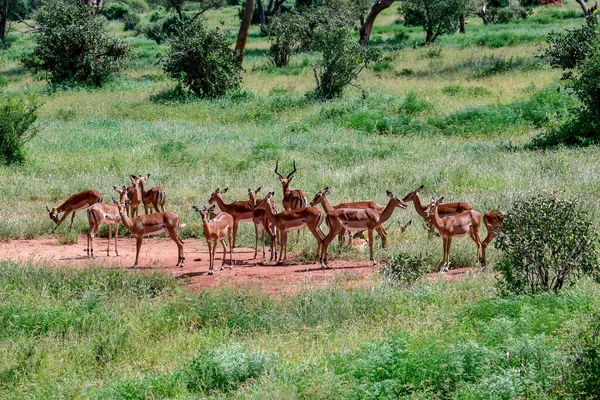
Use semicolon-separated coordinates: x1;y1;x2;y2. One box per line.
0;95;40;165
163;21;242;98
101;2;130;20
495;195;599;294
21;2;131;87
564;312;600;398
143;13;190;44
181;343;276;394
310;12;380;99
122;12;140;31
265;11;305;67
380;251;427;286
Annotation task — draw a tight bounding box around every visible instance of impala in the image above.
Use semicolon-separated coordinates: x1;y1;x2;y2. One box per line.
193;205;234;275
209;187;254;250
275;160;307;210
256;192;325;264
114;199;185;268
481;210;508;267
128;175;143;218
423;197;483;272
320;191;408;268
248;186;278;260
137;174;167;214
402;185;474;237
47;190;103;232
309;187;388;248
86;186;128;258
399;220;412;232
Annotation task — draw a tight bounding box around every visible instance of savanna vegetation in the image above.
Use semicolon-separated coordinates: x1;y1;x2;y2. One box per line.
2;0;600;397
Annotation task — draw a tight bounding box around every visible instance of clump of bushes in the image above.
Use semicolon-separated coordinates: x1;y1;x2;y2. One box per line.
265;11;305;67
122;12;141;31
563;312;600;398
495;194;599;294
101;2;130;20
21;2;131;87
162;21;242;98
0;95;40;165
380;251;428;285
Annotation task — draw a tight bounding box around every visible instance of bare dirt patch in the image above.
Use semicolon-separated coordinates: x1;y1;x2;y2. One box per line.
0;236;471;293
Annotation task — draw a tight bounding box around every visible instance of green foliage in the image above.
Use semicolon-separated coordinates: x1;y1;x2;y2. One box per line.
0;94;39;165
265;11;305;67
163;20;241;98
563;312;600;398
495;195;599;294
181;343;276;394
143;13;190;44
400;0;473;44
101;2;130;20
122;12;140;31
380;251;427;286
310;12;380;99
21;2;131;87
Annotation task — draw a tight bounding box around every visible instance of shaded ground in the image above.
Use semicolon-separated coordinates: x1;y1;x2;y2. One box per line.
0;235;473;293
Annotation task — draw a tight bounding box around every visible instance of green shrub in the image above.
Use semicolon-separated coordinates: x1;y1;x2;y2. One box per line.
143;13;190;44
495;194;599;294
122;12;140;31
101;2;130;20
265;11;305;67
21;2;131;87
181;343;276;394
380;251;427;286
564;312;600;398
442;84;464;95
0;95;40;165
163;21;242;98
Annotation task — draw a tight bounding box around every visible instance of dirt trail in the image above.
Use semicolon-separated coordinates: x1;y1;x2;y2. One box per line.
0;236;472;293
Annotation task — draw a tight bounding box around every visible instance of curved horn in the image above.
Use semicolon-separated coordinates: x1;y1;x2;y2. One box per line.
274;160;284;179
286;160;297;179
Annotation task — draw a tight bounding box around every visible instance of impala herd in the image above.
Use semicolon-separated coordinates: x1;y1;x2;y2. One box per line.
45;163;506;275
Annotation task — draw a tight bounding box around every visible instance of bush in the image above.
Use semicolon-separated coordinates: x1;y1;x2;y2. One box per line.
101;2;130;20
122;12;140;31
181;343;276;394
380;251;427;286
163;21;242;98
310;13;380;99
495;194;599;294
0;95;40;165
143;13;190;44
21;2;131;87
564;312;600;398
265;11;305;67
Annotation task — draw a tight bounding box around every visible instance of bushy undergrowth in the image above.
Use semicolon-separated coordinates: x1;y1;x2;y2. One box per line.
0;94;40;165
380;251;428;285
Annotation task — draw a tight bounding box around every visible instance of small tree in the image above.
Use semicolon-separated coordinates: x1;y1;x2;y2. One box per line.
310;11;380;99
21;2;131;87
0;95;40;165
400;0;470;44
163;21;242;98
265;11;305;67
495;194;599;294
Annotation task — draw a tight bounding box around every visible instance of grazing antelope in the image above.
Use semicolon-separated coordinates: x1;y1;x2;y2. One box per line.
137;174;167;214
423;197;483;272
320;191;408;268
113;199;185;268
248;186;278;260
309;187;388;248
256;192;325;264
193;205;234;275
209;187;254;249
275;160;307;210
86;186;128;258
47;190;103;232
481;210;507;267
402;185;474;238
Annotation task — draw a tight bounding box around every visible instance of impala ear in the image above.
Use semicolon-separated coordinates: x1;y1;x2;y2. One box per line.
130;175;136;180
248;188;251;193
256;186;261;194
407;220;412;226
112;197;117;204
417;185;424;192
113;186;118;191
46;206;50;212
192;206;198;212
222;187;228;193
437;197;444;204
209;204;216;211
324;187;329;193
122;185;126;190
386;190;394;198
145;173;150;179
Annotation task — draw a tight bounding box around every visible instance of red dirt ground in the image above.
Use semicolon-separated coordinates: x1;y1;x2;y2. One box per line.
0;235;472;293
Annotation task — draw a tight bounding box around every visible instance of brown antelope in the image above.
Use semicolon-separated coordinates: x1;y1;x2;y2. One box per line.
256;192;325;264
402;185;474;237
248;186;278;260
47;190;103;232
275;160;307;210
113;199;185;268
481;210;507;267
137;174;167;214
423;197;483;273
86;186;128;258
192;205;234;275
128;175;143;218
209;187;254;249
320;191;408;268
309;187;389;248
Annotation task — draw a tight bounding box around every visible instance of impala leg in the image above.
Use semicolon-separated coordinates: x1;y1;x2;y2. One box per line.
377;225;388;249
86;228;93;258
278;231;286;263
232;220;239;249
207;242;213;275
107;224;112;256
261;227;266;258
469;229;483;269
212;241;217;272
321;223;341;269
444;236;452;272
167;229;184;268
68;211;77;232
52;211;69;233
253;222;259;259
115;222;119;257
228;230;233;269
133;236;142;268
307;226;323;264
368;229;377;266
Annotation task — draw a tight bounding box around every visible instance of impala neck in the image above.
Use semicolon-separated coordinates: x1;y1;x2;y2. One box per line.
213;194;230;211
409;193;427;217
139;179;146;193
378;199;399;225
321;196;334;213
119;211;134;230
281;181;291;195
430;205;444;230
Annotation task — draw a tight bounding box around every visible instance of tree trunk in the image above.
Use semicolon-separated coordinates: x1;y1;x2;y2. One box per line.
235;0;256;64
359;0;395;46
459;14;465;34
0;0;9;43
575;0;598;15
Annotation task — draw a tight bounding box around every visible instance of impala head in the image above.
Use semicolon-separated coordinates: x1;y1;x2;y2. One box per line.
209;187;228;204
193;204;217;222
402;185;424;202
399;220;412;232
309;187;330;207
113;197;131;216
113;185;128;203
46;206;59;224
248;186;262;207
130;175;142;190
386;191;409;210
139;173;150;183
424;197;444;218
274;160;298;189
256;191;275;209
